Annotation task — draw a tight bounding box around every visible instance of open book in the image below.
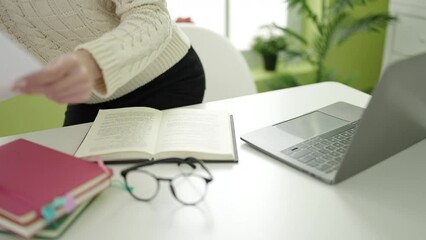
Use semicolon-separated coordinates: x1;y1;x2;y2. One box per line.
75;107;238;162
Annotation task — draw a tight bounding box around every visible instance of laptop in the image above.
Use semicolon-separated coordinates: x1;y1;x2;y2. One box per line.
241;53;426;184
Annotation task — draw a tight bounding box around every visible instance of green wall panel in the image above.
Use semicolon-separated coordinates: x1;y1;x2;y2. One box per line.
0;95;65;136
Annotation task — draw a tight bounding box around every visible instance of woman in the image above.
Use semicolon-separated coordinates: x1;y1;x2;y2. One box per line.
1;0;205;125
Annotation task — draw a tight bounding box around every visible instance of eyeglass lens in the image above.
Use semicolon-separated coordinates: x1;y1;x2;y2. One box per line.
126;170;159;200
172;174;208;204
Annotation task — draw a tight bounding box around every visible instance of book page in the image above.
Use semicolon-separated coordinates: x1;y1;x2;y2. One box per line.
75;107;162;160
0;31;42;101
154;108;234;160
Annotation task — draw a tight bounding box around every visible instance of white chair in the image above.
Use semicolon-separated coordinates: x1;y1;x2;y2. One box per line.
178;23;257;102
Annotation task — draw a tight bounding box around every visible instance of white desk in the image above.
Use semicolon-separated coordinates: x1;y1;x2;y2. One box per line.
1;82;426;240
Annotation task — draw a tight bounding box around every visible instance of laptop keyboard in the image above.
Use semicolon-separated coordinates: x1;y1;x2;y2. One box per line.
281;121;359;174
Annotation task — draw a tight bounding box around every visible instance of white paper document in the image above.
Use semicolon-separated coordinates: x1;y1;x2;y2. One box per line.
0;31;42;101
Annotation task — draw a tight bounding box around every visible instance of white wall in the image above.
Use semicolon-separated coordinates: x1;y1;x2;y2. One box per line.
167;0;289;50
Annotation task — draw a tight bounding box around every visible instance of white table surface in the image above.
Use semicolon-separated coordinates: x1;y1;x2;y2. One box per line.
1;82;426;240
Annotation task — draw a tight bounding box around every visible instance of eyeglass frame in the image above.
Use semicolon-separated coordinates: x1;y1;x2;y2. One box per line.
120;157;214;205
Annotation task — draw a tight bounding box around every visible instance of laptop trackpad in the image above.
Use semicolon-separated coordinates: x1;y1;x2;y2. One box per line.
274;111;349;140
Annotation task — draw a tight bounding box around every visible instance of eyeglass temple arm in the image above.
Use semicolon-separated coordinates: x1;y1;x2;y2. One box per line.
121;157;214;182
185;157;214;182
121;158;183;174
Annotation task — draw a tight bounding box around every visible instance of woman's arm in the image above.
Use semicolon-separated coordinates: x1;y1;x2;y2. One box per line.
13;50;102;104
77;0;173;98
13;0;173;103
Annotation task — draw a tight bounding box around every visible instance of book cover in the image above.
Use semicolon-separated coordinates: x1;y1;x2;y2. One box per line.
0;139;112;238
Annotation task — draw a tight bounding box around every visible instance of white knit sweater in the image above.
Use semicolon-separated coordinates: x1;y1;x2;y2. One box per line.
0;0;191;103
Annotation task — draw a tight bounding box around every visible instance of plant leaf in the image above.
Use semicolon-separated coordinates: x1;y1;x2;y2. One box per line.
287;0;321;30
283;49;316;65
273;24;308;45
313;12;349;60
329;0;369;16
336;14;396;45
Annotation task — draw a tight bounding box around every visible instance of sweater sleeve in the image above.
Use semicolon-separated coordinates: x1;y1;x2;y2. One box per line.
75;0;173;98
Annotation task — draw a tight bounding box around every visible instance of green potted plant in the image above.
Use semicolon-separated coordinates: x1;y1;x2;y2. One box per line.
274;0;396;83
252;29;288;71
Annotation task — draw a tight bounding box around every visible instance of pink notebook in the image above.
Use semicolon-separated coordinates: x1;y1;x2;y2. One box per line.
0;139;111;225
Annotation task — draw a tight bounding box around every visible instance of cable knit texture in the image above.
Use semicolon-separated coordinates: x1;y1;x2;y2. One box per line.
0;0;191;103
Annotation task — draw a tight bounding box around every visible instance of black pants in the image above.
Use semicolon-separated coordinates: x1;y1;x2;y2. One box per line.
63;47;205;126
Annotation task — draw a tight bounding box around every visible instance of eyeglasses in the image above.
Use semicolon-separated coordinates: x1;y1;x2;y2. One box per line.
120;157;213;205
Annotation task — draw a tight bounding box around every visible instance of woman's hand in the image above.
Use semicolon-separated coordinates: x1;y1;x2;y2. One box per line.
13;50;103;104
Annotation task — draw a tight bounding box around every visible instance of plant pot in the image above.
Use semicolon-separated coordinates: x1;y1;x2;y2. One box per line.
262;54;278;71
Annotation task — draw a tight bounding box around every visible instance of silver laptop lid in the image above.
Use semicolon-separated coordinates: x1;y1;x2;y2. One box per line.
335;53;426;183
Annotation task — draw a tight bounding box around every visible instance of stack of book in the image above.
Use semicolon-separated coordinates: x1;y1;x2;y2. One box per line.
0;139;112;239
